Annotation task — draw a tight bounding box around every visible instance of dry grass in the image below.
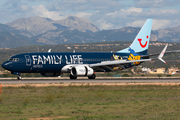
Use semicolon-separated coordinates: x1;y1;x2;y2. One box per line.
0;84;180;119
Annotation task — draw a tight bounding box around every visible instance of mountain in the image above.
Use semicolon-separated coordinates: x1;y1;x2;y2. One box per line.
32;27;157;44
6;16;100;38
6;16;57;37
4;16;162;45
0;31;36;48
0;23;39;48
0;23;13;31
157;26;180;42
53;15;100;32
0;16;180;48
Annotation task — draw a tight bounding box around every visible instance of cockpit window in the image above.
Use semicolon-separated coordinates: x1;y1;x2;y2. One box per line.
8;58;19;62
9;58;13;61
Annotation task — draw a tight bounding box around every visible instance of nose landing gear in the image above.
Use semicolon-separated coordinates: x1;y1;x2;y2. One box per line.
17;76;22;80
17;73;22;80
17;74;22;80
11;72;22;80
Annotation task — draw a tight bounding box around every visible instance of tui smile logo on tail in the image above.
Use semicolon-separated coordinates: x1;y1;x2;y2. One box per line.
138;36;148;48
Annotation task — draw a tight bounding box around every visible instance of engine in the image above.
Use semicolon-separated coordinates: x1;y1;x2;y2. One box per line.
71;66;94;76
40;73;61;77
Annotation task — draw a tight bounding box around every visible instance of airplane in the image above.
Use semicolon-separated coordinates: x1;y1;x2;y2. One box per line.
1;19;176;80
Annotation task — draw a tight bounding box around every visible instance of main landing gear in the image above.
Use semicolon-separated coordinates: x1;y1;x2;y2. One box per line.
69;74;77;79
69;74;96;79
88;74;96;79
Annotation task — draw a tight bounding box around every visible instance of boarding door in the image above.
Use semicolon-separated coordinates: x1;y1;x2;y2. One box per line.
25;55;31;66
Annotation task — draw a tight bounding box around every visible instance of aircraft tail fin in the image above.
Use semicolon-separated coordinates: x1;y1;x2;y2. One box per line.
117;19;153;55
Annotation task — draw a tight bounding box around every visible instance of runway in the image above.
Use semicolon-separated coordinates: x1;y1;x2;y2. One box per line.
1;78;180;84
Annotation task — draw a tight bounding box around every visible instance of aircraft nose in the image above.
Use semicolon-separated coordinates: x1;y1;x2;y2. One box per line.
2;61;11;71
2;62;6;69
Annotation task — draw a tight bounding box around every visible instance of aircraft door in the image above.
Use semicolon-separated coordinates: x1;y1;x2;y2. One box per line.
25;55;31;66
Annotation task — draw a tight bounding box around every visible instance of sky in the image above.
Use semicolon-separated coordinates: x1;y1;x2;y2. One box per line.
0;0;180;30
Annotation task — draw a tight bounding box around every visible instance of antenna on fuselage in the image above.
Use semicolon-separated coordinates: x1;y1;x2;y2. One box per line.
48;49;51;53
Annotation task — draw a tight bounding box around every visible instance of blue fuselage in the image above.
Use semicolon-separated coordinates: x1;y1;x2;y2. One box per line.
2;52;140;73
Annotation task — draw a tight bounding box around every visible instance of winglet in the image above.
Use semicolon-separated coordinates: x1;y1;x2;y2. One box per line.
158;44;168;64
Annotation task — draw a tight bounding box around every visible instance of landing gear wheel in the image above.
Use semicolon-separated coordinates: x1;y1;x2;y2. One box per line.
69;74;77;79
88;74;96;79
17;76;22;80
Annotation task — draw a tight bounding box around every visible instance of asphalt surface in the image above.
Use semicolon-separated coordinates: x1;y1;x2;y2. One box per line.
1;78;180;84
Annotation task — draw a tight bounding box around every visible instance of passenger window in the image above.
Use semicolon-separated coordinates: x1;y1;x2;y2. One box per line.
15;58;19;61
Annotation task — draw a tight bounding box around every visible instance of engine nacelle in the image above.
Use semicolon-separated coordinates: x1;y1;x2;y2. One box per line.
40;73;60;77
71;66;94;76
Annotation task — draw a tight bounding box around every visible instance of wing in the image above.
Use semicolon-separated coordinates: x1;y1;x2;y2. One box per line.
90;59;152;72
